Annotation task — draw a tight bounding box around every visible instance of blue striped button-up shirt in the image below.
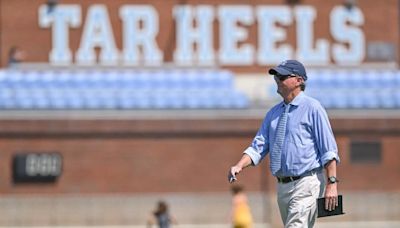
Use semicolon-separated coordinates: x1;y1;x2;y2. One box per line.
244;92;340;177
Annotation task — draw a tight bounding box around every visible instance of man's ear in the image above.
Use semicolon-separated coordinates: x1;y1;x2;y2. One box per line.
297;77;303;84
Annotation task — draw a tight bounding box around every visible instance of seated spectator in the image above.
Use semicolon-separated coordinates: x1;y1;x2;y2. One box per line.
8;46;26;68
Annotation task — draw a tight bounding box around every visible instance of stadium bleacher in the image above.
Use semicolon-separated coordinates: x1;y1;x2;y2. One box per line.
302;69;400;109
266;68;400;109
0;69;249;110
2;68;400;110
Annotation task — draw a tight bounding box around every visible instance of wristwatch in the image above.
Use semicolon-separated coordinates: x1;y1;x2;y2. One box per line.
328;176;339;184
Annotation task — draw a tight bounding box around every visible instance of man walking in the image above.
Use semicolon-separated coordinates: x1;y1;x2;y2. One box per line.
228;60;340;227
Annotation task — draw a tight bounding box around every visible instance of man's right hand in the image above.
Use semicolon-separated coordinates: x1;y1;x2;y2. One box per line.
228;166;242;183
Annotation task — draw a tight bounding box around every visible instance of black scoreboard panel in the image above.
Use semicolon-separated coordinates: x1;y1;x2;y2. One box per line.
12;152;63;183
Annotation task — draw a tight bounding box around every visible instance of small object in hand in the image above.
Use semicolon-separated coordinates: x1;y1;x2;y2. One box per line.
317;195;345;218
229;176;237;183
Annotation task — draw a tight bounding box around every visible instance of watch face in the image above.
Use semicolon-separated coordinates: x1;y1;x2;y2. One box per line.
329;176;337;183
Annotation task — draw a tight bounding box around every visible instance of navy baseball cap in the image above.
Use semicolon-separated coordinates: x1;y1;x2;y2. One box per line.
268;60;308;81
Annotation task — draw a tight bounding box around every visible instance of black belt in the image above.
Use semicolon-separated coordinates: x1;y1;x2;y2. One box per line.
276;176;301;183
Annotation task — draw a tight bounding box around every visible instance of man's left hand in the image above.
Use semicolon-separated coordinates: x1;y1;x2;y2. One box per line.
324;183;338;211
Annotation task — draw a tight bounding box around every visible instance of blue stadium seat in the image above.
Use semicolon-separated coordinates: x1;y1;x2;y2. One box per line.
379;90;396;109
363;69;380;88
334;70;352;88
320;70;336;88
0;68;249;110
347;70;364;89
381;71;397;88
364;91;380;109
328;90;348;109
306;68;400;109
347;91;364;109
394;90;400;108
230;91;249;109
215;70;234;89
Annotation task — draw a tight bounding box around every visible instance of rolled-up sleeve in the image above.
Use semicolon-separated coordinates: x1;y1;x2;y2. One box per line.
243;115;270;166
312;106;340;166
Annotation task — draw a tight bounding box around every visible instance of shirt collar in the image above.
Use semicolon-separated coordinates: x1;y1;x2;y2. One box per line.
281;91;305;107
290;91;305;106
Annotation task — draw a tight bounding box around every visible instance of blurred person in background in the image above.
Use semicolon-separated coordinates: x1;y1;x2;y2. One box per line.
147;200;177;228
46;0;59;14
228;60;340;227
7;46;26;68
230;184;253;228
343;0;357;10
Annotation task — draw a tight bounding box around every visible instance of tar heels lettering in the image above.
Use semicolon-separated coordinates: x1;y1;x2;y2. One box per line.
38;4;365;66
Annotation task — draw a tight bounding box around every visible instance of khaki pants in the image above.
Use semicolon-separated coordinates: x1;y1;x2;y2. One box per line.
277;171;325;228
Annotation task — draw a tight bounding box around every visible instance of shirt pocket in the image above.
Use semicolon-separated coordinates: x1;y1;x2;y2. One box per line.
287;121;313;146
286;122;316;169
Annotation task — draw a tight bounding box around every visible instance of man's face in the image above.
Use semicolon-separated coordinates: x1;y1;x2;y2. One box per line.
274;74;302;96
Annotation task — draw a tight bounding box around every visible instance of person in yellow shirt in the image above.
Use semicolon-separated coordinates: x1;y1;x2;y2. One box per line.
231;184;253;228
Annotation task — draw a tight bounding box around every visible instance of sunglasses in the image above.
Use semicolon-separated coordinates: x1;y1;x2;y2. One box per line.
275;74;298;81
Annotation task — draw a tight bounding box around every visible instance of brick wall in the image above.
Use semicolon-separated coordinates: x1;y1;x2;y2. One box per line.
0;116;399;194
